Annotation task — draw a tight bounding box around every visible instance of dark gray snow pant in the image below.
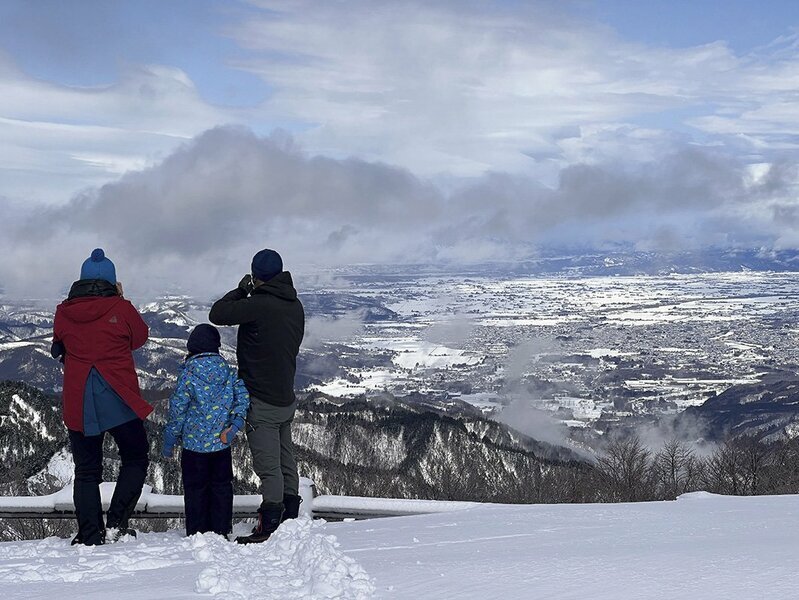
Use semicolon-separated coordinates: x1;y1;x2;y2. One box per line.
246;398;299;506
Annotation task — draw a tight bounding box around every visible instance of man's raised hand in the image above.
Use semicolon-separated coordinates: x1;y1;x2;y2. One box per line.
238;275;254;295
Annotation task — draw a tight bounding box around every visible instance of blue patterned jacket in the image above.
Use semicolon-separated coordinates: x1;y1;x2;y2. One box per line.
163;353;250;454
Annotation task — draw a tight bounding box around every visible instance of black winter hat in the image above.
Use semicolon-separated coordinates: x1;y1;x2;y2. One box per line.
187;324;221;356
251;248;283;282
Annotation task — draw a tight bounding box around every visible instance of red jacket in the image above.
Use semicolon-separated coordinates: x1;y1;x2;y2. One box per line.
53;295;151;432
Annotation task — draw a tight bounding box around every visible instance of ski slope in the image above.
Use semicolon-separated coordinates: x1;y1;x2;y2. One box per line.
0;492;797;599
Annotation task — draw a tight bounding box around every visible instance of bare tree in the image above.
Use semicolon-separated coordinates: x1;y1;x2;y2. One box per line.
595;434;654;502
763;436;799;494
703;440;745;495
652;438;701;500
736;436;772;495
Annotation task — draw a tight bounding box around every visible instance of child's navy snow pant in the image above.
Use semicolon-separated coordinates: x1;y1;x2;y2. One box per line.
181;446;234;536
68;418;149;545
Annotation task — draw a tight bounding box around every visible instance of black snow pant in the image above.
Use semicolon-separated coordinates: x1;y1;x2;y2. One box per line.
68;418;149;545
181;447;234;536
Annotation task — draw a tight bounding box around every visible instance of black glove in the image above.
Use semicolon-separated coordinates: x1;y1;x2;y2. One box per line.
238;274;254;295
51;340;66;363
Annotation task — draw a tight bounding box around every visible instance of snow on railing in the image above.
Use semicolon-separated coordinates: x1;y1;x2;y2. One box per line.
0;479;315;519
311;495;478;520
0;480;479;521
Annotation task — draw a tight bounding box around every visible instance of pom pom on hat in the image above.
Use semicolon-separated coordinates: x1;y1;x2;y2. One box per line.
80;248;117;284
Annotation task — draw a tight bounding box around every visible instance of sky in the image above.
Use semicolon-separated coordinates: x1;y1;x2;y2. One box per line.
1;0;799;298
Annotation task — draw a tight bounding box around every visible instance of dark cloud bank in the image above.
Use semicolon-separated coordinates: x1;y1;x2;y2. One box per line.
5;125;797;299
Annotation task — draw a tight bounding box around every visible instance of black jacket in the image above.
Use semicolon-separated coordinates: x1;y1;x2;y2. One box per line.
209;272;304;407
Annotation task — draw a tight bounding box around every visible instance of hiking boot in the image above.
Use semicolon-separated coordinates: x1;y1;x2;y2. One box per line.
248;495;300;531
236;503;283;544
282;494;302;522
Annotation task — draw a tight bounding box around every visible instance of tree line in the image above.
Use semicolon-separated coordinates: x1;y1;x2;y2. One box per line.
549;434;799;504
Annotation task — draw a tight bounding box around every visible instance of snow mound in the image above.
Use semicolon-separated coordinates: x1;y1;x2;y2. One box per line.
195;518;375;599
0;518;374;599
676;491;722;501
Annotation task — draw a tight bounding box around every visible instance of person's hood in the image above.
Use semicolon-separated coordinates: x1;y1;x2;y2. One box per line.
185;353;232;386
253;270;298;301
58;279;121;324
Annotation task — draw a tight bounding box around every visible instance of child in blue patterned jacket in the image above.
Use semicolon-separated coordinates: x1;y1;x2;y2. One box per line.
162;324;249;537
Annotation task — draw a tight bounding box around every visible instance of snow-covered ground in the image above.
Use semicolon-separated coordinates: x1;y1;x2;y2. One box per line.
1;492;798;599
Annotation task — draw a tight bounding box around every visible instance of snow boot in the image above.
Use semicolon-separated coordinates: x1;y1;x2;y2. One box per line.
71;531;105;546
236;503;283;544
282;494;302;522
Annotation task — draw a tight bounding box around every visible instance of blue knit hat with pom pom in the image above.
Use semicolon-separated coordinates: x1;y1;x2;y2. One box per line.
80;248;117;284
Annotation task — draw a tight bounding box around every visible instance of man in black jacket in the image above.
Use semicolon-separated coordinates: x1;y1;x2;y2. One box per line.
209;249;305;543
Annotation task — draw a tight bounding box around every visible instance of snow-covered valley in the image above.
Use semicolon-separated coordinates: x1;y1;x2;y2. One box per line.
5;268;799;444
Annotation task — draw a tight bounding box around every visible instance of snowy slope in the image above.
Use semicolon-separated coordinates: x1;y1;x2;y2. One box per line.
0;493;798;599
339;492;799;599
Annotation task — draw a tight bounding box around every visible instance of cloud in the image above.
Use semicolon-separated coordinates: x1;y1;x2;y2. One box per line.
27;126;442;252
629;413;717;457
226;1;799;178
3;124;797;299
230;0;680;176
495;398;575;452
4;126;445;298
494;337;577;451
303;313;365;350
501;338;560;383
3;0;799;213
0;52;239;204
442;140;799;250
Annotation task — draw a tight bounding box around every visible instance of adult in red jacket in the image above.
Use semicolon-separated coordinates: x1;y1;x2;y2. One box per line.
53;249;151;546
